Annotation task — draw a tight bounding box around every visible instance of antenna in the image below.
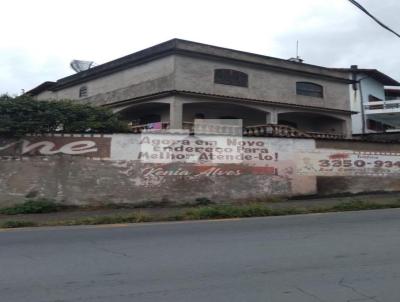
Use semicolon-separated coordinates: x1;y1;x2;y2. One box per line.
288;40;304;63
70;60;96;73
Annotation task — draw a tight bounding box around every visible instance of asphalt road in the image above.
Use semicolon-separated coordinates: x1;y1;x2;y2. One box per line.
1;210;400;302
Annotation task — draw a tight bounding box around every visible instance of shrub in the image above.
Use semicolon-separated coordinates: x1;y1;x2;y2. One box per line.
331;200;387;211
184;204;270;219
194;197;213;206
0;221;37;228
0;199;59;215
61;213;153;226
0;94;130;136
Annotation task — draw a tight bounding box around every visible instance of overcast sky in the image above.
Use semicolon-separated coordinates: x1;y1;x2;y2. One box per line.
1;0;399;95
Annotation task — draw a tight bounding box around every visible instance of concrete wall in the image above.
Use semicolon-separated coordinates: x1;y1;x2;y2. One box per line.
174;55;351;112
317;176;400;195
0;158;318;207
182;102;267;126
35;54;351;118
35;56;175;104
2;134;399;206
315;138;400;195
118;101;171;124
174;39;349;80
316;139;400;152
32;51;352;137
0;134;316;206
116;95;351;135
278;112;346;134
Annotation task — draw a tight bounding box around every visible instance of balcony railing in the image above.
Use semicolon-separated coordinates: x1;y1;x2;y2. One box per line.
385;96;400;101
365;100;400;112
130;122;345;139
243;124;308;138
304;131;346;140
130;122;170;133
244;125;345;139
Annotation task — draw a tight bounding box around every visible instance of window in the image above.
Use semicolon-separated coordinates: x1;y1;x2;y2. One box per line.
296;82;323;98
367;119;384;131
140;114;160;124
79;86;88;98
279;120;298;128
368;95;383;102
214;69;248;87
129;119;140;126
385;90;400;100
368;95;383;109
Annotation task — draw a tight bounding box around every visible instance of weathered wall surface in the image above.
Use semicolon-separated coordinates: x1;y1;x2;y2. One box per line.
1;134;400;206
174;55;350;112
0;158;316;207
35;56;175;103
315;139;400;195
0;134;316;206
317;176;400;195
316;139;400;152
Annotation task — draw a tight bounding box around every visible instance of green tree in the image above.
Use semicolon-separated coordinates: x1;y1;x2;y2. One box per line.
0;94;130;136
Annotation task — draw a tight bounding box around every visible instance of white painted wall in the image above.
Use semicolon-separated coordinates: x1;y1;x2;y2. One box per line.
350;73;386;134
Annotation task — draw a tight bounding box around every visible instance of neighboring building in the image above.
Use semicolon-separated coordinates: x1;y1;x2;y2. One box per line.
334;66;400;135
27;39;356;138
365;86;400;132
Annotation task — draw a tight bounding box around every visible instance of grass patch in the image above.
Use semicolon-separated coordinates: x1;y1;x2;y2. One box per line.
183;204;306;220
2;198;400;229
182;200;400;221
0;220;38;228
0;199;60;215
51;212;155;227
329;200;400;212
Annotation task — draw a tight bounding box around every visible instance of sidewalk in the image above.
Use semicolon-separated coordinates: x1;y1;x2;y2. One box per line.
1;192;400;227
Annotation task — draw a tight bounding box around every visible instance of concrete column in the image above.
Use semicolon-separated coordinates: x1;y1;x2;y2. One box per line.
169;99;183;129
343;118;352;138
266;110;278;124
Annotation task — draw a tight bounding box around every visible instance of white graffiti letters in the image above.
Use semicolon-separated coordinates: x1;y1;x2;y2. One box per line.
61;141;98;154
0;139;100;155
0;141;18;151
21;140;98;155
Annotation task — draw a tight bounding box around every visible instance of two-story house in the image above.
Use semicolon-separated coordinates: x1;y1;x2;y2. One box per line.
27;39;356;138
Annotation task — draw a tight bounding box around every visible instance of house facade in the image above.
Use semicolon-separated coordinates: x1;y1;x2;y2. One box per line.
28;39;355;138
362;86;400;133
335;65;400;135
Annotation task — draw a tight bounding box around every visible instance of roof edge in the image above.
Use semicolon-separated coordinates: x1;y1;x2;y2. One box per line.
29;39;354;93
333;68;400;86
25;81;56;96
106;89;356;115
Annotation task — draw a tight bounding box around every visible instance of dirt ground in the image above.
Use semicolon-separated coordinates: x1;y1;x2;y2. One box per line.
1;192;400;225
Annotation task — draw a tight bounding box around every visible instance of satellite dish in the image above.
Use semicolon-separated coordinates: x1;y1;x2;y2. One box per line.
70;60;96;73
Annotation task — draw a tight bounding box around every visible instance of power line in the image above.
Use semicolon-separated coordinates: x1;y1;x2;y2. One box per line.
348;0;400;38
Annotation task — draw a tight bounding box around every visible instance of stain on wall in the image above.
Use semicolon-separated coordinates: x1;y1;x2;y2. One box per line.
0;158;313;206
315;139;400;195
0;134;317;205
317;176;400;195
1;134;399;206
